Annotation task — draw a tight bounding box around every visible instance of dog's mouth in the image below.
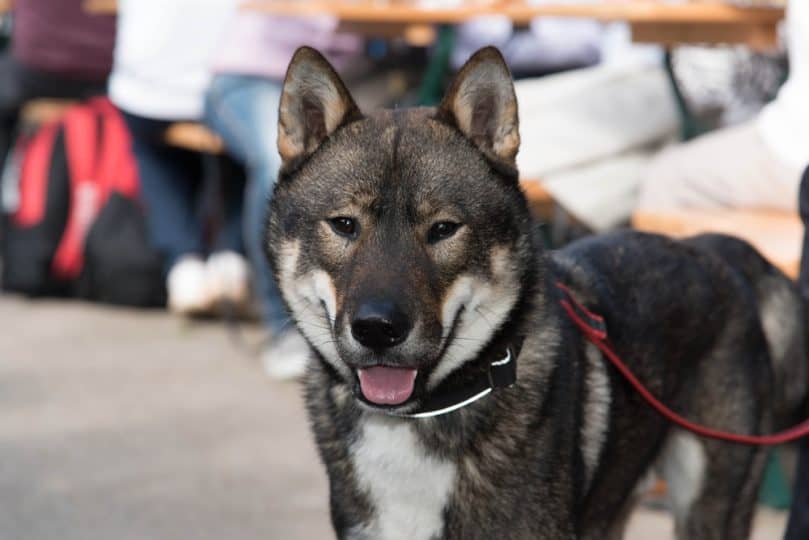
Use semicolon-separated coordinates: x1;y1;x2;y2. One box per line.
357;366;418;405
346;309;465;409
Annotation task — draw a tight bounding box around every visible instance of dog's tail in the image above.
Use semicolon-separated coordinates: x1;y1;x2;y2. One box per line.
688;233;809;428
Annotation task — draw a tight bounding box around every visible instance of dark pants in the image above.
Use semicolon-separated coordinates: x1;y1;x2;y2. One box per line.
785;166;809;540
798;167;809;301
121;111;245;272
0;55;107;173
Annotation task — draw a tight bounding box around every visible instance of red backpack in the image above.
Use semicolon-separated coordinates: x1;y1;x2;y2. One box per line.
1;97;166;306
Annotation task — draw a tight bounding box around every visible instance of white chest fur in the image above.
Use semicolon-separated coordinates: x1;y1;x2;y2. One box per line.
349;416;457;540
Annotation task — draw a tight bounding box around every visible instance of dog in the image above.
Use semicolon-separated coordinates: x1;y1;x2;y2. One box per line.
266;46;808;539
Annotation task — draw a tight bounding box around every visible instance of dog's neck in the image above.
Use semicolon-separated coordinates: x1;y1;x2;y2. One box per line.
398;253;545;420
400;314;527;418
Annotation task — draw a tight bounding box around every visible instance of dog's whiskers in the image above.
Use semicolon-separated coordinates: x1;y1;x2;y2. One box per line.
288;298;334;332
473;305;498;330
451;336;488;343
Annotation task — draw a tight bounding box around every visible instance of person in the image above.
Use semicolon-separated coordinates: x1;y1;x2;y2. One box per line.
203;13;365;378
637;0;809;217
513;21;678;233
0;0;116;174
785;166;809;540
109;0;250;317
452;13;601;77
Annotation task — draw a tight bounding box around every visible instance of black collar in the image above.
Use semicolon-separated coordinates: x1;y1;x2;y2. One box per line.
392;337;524;419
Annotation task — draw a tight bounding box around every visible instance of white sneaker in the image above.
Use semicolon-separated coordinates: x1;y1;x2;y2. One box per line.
206;251;250;309
167;256;214;316
262;330;310;380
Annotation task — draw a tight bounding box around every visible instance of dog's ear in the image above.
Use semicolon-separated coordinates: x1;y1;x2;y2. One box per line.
436;47;519;165
278;47;362;165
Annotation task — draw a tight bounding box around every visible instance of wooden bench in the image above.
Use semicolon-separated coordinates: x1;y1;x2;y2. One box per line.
521;180;555;222
164;122;225;154
18;99;76;126
633;208;802;279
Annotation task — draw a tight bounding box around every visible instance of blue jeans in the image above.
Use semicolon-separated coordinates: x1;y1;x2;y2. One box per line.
122;111;245;272
203;74;288;333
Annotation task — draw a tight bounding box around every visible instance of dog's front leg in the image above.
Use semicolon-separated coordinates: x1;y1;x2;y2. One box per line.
326;473;378;540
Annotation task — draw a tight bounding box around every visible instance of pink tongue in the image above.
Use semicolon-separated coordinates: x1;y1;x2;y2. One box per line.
358;367;417;405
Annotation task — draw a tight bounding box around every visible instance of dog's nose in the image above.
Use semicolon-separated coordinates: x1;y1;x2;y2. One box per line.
351;300;412;350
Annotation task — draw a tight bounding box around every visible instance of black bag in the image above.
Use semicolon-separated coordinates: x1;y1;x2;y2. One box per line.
1;97;166;306
77;192;165;306
1;124;71;296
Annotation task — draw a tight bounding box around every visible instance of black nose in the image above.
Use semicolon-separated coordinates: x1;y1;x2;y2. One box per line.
351;300;412;350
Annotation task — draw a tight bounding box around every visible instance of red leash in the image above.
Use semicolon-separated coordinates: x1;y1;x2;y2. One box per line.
557;282;809;446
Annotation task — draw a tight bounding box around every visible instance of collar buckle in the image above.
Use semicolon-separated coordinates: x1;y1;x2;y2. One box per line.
487;347;517;389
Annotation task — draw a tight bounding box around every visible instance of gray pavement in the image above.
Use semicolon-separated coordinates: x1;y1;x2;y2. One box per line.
0;295;787;539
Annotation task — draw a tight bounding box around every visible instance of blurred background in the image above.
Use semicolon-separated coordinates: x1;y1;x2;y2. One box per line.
0;0;802;538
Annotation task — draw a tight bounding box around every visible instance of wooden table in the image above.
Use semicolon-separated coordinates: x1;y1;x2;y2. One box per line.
243;1;785;49
85;1;784;48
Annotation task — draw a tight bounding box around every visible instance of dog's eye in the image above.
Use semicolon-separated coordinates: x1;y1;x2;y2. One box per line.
427;221;461;244
328;216;358;238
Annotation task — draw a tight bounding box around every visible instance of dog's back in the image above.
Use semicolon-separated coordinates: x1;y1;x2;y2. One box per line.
553;230;808;428
551;230;807;539
686;233;808;427
268;45;807;539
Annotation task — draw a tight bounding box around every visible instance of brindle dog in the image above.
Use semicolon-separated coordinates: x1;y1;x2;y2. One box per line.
266;46;808;539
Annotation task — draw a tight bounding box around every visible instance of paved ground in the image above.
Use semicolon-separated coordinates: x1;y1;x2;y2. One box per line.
0;295;788;539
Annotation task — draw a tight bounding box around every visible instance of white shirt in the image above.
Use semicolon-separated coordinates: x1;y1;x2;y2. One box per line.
758;0;809;174
109;0;236;120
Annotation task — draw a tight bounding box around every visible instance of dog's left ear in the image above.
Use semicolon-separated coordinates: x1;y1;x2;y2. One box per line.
436;47;520;165
278;46;363;165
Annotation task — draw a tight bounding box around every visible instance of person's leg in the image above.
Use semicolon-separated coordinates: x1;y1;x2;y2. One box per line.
122;112;204;269
514;63;679;231
211;154;246;255
638;122;802;213
121;111;213;315
204;74;307;378
204;154;250;308
785;166;809;540
204;75;288;332
799;167;809;299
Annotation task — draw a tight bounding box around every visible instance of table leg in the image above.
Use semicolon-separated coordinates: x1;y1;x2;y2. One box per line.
664;48;713;141
417;25;454;106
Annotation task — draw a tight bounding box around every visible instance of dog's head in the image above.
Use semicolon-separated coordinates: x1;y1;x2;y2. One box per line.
268;46;536;413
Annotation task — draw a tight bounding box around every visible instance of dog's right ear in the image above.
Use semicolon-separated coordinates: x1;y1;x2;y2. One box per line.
278;47;362;166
